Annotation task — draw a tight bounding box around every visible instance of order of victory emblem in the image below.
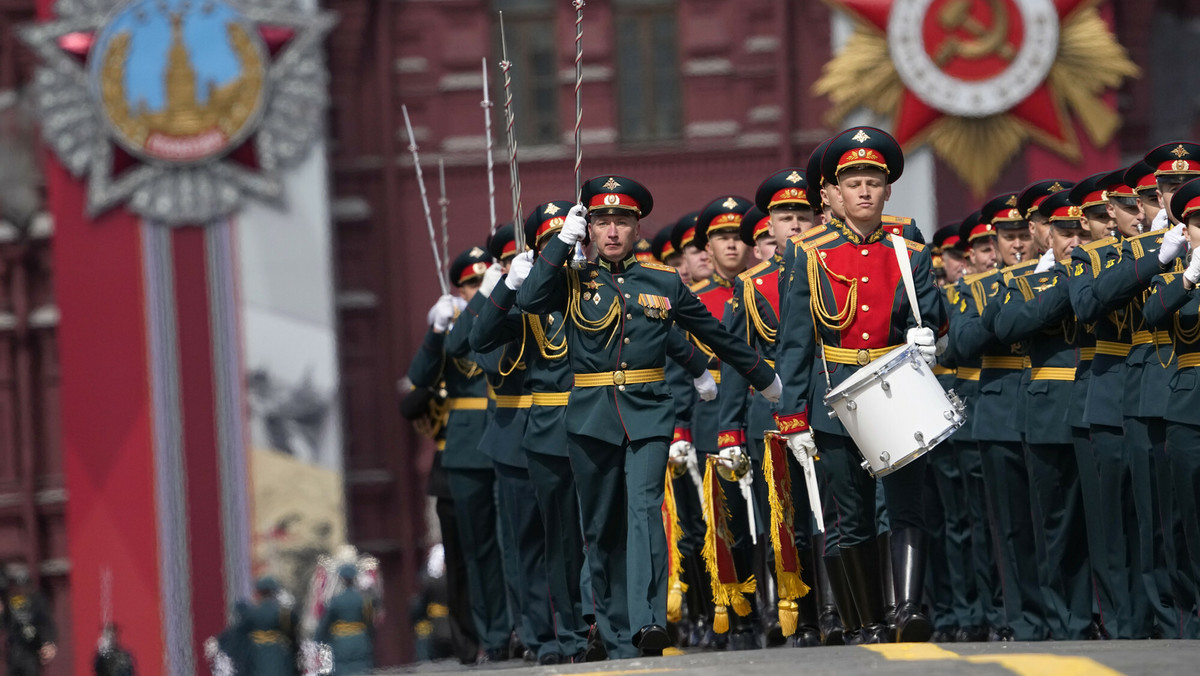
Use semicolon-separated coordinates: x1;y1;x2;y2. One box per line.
22;0;335;224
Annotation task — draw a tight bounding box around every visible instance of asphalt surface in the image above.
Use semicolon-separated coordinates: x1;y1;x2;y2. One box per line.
389;640;1200;675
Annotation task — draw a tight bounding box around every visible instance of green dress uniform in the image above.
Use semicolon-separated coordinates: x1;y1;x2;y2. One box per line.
316;573;375;675
410;249;510;656
237;589;299;675
518;176;776;655
950;235;1048;642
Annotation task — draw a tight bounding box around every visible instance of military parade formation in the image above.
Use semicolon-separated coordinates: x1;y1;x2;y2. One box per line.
399;127;1200;667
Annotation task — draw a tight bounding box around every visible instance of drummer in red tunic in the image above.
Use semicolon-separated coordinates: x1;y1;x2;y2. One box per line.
774;127;945;644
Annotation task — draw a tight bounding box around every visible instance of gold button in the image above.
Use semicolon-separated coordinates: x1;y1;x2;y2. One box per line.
618;385;626;391
621;362;628;369
624;337;630;344
626;313;633;320
861;332;870;340
755;278;763;285
861;304;869;312
861;276;869;283
613;371;627;385
624;293;631;298
618;277;625;283
860;249;868;256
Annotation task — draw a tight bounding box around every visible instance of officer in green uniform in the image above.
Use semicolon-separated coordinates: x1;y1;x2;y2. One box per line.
774;127;943;644
410;247;510;661
950;198;1047;642
236;577;298;675
511;175;780;657
316;565;376;675
1142;177;1200;638
992;189;1093;640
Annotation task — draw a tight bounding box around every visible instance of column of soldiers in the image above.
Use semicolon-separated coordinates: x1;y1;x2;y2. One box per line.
404;130;1200;663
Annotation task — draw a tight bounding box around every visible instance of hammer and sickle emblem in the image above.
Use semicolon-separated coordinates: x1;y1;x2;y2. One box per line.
933;0;1016;66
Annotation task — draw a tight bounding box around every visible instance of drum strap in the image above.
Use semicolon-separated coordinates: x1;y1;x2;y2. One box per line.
889;234;923;329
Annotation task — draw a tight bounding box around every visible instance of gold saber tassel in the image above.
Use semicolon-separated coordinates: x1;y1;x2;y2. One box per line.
701;455;756;634
763;433;810;636
662;467;688;623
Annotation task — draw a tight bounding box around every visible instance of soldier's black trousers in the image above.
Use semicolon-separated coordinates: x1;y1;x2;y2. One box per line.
435;495;481;663
1025;442;1092;639
1165;421;1200;636
928;444;973;631
446;467;511;651
495;460;556;658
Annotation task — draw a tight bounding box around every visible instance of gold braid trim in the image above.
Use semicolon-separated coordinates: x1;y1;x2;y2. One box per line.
744;277;777;345
1015;276;1034;302
528;314;568;360
807;250;858;331
498;319;528;377
566;269;621;348
1175;311;1200;345
452;357;481;378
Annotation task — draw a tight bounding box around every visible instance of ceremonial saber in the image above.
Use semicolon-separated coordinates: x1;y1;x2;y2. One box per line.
498;12;525;253
401;104;449;295
438;159;450;284
570;0;588;269
481;57;498;234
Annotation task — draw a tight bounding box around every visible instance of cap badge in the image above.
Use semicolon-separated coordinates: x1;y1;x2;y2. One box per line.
1048;182;1064;192
603;177;621;190
1007;208;1020;219
722;197;739;210
786;171;802;183
469;246;485;257
604;194;620;205
472;262;488;274
857;148;867;157
1068;206;1082;218
852;129;871;143
1172;144;1190;158
544;203;561;215
1173;159;1190;172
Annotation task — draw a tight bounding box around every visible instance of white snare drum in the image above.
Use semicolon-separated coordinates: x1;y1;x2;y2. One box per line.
823;344;966;478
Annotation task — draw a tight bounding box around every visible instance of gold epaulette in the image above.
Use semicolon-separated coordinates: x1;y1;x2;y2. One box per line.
1000;258;1039;283
689;279;711;293
1080;235;1118;252
961;269;998;285
801;230;838;251
1079;236;1120;277
739;259;772;281
799;224;829;240
640;261;677;273
882;214;913;225
896;237;925;253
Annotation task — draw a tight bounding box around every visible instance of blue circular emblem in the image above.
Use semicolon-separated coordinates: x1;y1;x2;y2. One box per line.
88;0;268;164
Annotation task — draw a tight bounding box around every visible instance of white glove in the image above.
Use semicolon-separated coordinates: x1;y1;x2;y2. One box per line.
718;446;749;477
504;251;535;291
479;263;504;297
693;370;717;401
557;204;588;246
786;430;817;459
1034;248;1055;273
906;326;937;365
760;373;782;403
1159;224;1187;266
1152;208;1169;232
428;294;458;333
1185;251;1200;285
669;440;693;467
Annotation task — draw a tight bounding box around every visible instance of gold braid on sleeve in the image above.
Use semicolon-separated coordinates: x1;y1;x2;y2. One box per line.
744;277;776;345
566;269;621;348
528;314;568;360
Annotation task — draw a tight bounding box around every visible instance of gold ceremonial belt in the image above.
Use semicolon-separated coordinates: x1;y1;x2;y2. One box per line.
1132;331;1171;346
447;397;489;410
1079;348;1096;361
1178;353;1200;369
1031;367;1075;381
494;394;533;408
250;630;286;645
981;356;1028;370
574;368;665;387
822;344;902;366
931;365;954;376
331;621;366;637
708;369;722;384
956;367;981;381
1094;340;1132;357
531;392;570;406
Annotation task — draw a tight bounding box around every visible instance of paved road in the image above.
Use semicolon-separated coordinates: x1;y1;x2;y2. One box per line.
390;641;1200;675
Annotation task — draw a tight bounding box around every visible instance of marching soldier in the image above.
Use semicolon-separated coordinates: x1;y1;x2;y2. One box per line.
315;564;376;675
1126;160;1164;229
234;577;299;675
671;211;713;286
1;568;57;676
510;175;780;657
409;247;511;661
774;127;943;644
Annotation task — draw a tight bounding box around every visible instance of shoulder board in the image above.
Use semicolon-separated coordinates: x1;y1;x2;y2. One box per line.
801;231;839;251
961;269;998;285
1127;230;1160;243
799;224;829;241
640;261;677;273
1081;236;1118;252
881;214;913;225
689;279;710;293
1000;259;1038;282
739;259;771;281
895;237;925;253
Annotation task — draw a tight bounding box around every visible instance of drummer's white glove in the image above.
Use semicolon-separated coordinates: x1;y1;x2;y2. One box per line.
1034;248;1056;273
1159;224;1187;266
786;430;817;460
504;251;535;291
479;263;504;297
760;373;783;403
428;294;459;333
668;439;692;467
906;326;937;365
558;204;588;246
693;370;717;401
1185;250;1200;286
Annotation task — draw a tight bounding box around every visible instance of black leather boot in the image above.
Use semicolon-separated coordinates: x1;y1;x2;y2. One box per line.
879;529;897;639
791;545;822;647
815;537;845;645
824;553;861;644
841;539;890;644
892;528;934;642
729;545;762;651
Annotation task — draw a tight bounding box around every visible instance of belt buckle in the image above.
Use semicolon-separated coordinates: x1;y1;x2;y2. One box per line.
856;349;870;366
613;370;627;385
